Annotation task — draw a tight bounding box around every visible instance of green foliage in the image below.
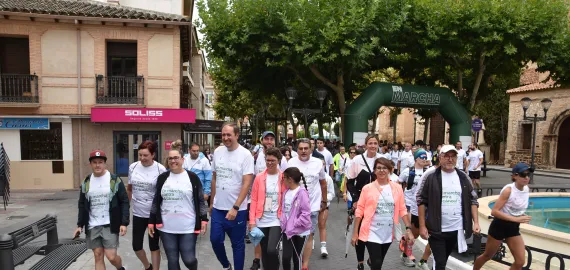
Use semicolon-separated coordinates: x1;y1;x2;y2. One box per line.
296;130;305;139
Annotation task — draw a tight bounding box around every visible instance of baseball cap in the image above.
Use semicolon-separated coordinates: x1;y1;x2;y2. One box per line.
89;150;107;162
512;162;534;174
440;145;458;155
414;149;427;160
262;131;275;139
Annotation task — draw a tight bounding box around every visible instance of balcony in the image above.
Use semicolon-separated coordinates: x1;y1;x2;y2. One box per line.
95;75;144;105
0;74;39;106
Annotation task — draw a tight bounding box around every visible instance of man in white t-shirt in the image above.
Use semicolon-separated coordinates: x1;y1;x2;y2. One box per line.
455;141;467;172
210;123;255;270
288;138;327;269
183;143;212;202
417;145;480;270
398;143;414;173
74;150;128;270
316;137;334;178
466;143;484;196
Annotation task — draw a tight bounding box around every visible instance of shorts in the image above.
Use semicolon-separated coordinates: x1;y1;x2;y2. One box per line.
411;215;420;228
310;211;319;233
132;216;160;251
469;171;481;179
488;218;521;240
86;225;119;249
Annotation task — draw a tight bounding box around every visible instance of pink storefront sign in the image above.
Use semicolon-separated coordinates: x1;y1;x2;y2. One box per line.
91;108;196;123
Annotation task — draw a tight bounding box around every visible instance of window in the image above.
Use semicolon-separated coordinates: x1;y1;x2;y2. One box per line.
106;42;138;99
389;114;396;127
20;122;63;160
205;93;214;105
522;123;532;149
201;94;205;117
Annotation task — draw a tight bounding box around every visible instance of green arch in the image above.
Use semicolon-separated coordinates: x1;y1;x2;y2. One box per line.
344;82;471;145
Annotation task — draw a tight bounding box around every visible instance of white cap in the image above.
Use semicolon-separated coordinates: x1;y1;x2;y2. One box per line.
440;145;458;154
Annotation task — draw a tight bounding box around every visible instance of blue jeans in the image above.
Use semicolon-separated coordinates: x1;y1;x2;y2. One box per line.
160;231;198;270
210;208;247;270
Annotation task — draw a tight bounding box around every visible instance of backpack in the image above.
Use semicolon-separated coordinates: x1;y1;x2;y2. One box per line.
406;167;427;190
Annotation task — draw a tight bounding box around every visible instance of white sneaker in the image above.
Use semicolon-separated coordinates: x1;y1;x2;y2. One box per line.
312;239;314;250
320;246;328;258
416;261;429;270
401;254;415;267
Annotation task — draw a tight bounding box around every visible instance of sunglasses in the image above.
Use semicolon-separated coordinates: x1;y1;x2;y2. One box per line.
349;151;356;154
517;171;531;178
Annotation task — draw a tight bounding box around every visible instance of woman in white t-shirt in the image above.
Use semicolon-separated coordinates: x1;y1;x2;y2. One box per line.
249;148;285;270
473;162;532;270
127;141;167;270
148;149;208;270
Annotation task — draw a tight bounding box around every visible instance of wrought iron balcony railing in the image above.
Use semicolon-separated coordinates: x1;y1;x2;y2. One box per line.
0;74;39;103
95;75;144;105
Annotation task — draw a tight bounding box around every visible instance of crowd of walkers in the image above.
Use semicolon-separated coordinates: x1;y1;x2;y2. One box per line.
73;123;533;270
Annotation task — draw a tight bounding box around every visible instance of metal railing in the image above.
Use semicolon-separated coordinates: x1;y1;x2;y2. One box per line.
0;74;39;103
95;75;144;105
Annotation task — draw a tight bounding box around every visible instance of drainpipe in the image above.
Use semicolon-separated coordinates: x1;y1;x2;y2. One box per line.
76;20;83;187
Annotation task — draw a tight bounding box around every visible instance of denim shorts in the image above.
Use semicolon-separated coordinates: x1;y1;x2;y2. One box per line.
310;211;319;233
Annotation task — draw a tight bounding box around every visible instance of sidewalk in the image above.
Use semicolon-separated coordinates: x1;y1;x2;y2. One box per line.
487;165;570;179
1;190;439;270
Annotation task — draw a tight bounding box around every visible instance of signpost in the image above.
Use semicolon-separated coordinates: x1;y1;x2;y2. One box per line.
472;118;483;144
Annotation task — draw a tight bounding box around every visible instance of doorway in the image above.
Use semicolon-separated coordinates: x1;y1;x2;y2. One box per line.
113;131;160;177
556;117;570;169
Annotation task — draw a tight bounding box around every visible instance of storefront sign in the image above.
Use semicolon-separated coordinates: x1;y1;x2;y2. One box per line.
165;141;173;150
183;119;225;133
0;118;50;130
91;108;196;123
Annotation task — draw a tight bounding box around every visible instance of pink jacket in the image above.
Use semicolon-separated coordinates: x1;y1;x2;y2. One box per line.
355;181;407;242
249;170;286;225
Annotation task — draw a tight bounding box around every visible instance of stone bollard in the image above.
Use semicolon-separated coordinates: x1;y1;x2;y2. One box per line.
0;234;14;270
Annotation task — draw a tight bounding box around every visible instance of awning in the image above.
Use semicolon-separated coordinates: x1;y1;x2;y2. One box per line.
183;119;224;133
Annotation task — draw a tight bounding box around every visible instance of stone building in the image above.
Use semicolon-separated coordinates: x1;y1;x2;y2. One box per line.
504;63;570;169
0;0;207;189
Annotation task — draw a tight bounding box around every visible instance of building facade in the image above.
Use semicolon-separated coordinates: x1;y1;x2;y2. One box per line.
0;0;203;189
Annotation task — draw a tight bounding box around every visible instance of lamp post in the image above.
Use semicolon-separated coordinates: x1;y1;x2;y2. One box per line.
520;97;552;184
413;113;420;142
285;87;328;137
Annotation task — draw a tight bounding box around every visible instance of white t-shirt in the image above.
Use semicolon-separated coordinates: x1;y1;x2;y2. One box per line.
368;184;395;244
390;151;401;168
212;145;255;211
398;167;426;208
467;150;484;172
287;157;326;212
426;151;433;163
87;171;111;229
317;148;334;174
456;149;467;170
158;171;195;234
256;173;280;228
399;150;414;171
441;170;463;232
255;150;289;175
390;173;399;182
500;183;529;217
291;151;298;158
128;161;167;218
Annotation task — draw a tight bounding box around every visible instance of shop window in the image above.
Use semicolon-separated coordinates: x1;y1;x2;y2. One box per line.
521;123;532;150
20;122;63;160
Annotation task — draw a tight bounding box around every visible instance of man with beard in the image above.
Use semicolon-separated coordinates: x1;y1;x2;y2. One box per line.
288;138;327;269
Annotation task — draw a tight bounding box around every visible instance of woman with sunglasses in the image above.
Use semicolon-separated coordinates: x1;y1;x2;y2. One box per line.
351;157;414;269
148;149;208;270
473;162;533;270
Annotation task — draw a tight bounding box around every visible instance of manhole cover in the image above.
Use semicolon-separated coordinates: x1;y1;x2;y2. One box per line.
6;215;28;220
39;198;65;201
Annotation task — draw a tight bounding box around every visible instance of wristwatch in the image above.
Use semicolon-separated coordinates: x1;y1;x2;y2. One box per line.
405;226;412;231
232;205;239;211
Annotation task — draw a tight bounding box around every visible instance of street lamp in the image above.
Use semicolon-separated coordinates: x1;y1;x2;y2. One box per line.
413;112;420;142
520;97;552;184
285;87;328;137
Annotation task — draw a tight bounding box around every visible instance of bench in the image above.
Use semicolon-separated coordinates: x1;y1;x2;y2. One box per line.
481;184;570;197
0;214;87;270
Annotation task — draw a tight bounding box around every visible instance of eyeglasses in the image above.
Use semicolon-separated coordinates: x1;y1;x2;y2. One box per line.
441;155;457;160
298;147;309;151
517;172;531;178
168;156;181;161
375;166;389;171
266;159;278;164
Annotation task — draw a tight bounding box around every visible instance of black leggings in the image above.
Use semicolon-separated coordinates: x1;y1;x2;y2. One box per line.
355;223;366;262
259;227;281;270
365;242;392;270
428;231;458;270
281;234;307;270
132;216;160;251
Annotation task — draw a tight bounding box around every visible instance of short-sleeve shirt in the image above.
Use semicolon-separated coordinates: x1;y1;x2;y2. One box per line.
129;161;167;218
317;148;334;173
87;171;111;229
212;145;254;211
441;170;463;232
255;150;289;175
456;149;467;169
467;150;484;172
399;150;415;170
287;156;326;212
158;171;195;234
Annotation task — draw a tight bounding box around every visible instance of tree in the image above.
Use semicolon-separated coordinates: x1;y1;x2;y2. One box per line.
197;0;410;138
387;0;570;110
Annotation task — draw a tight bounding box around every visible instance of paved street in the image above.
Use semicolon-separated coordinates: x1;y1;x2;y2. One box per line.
1;169;566;269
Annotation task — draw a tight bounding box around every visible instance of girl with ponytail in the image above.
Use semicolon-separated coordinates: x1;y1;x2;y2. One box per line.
280;167;312;270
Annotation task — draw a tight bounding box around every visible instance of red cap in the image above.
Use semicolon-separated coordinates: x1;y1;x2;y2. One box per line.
89;150;107;162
